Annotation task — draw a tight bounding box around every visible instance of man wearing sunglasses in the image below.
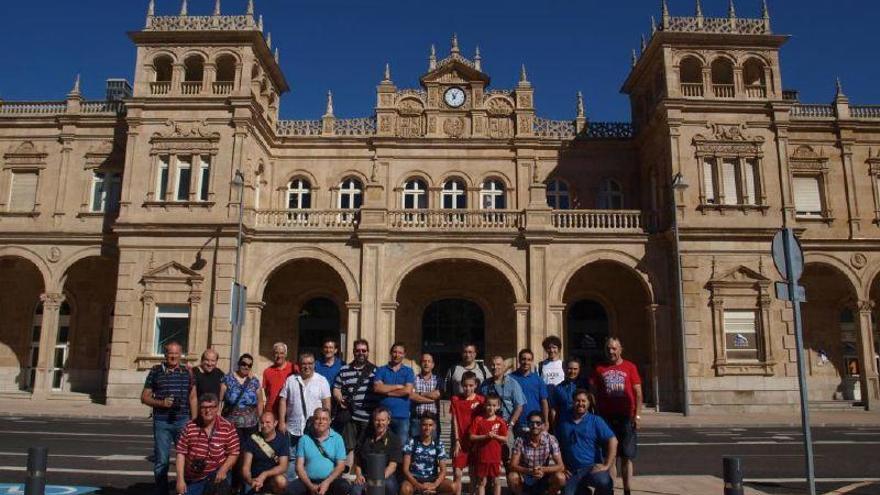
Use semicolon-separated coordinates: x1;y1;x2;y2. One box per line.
332;339;377;452
507;412;566;495
175;393;240;495
557;390;617;495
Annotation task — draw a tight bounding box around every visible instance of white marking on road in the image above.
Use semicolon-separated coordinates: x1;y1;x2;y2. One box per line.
843;432;880;436
98;455;149;461
823;482;877;495
642;440;880;446
0;430;150;439
0;452;101;459
0;466;153;477
746;478;880;483
771;436;794;440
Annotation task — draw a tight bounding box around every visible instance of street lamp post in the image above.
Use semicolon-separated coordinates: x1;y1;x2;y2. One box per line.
231;170;245;366
671;172;691;416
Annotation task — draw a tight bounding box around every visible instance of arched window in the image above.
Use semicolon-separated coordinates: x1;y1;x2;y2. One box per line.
743;58;767;98
480;178;506;209
441;179;467;209
711;58;735;98
679;56;703;97
182;55;205;95
153;55;174;82
338;177;363;209
287;179;312;209
215;55;237;82
402;178;428;209
546;179;570;209
598;179;624;209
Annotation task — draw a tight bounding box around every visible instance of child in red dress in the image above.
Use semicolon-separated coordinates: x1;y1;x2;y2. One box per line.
469;394;508;495
450;371;485;495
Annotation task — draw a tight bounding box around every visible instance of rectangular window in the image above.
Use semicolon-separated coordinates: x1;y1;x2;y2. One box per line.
197;156;210;202
793;176;822;217
157;156;170;201
702;159;716;204
9;171;38;211
721;159;739;205
154;305;190;355
91;172;107;212
743;159;758;206
175;157;192;201
723;309;759;361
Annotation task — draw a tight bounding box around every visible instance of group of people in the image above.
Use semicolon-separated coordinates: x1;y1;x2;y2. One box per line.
142;335;643;495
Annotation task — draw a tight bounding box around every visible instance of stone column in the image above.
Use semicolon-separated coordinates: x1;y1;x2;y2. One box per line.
344;301;362;361
645;303;661;411
243;301;265;357
515;303;531;354
857;301;880;410
379;302;398;360
32;293;65;398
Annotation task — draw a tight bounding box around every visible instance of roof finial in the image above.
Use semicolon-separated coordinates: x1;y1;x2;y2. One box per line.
651;16;657;35
180;0;188;16
384;63;392;82
214;0;222;16
640;34;647;53
728;0;736;18
324;90;334;117
147;0;155;17
474;46;482;71
631;49;638;67
274;47;279;63
576;91;585;119
835;77;845;97
762;0;770;19
247;0;255;16
695;0;703;17
661;0;670;29
520;64;528;83
258;15;264;32
451;33;459;54
429;44;437;70
266;32;272;49
71;74;81;95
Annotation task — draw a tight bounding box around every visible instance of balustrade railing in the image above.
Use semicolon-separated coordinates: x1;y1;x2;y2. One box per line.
213;81;234;95
254;209;358;229
552;210;647;232
680;83;704;97
82;101;125;114
0;101;67;115
851;106;880;119
790;104;835;119
745;85;767;98
150;82;172;95
180;82;203;95
389;209;522;230
713;84;735;98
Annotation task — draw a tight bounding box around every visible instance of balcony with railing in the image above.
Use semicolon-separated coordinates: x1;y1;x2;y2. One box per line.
745;85;767;99
552;210;649;233
254;210;358;230
713;84;735;99
213;82;234;95
388;210;522;231
180;82;203;95
150;82;172;95
680;83;704;97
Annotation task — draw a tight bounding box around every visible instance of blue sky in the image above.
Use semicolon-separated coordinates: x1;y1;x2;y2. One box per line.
0;1;876;121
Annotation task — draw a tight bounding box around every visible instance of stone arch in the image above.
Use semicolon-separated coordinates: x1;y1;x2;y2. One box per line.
678;55;704;85
0;254;47;392
804;252;863;297
250;246;359;303
674;51;708;67
396;170;434;189
550;250;654;306
0;246;51;291
438;170;476;189
331;170;369;189
55;246;105;288
478;171;514;190
384;246;527;303
285;170;320;190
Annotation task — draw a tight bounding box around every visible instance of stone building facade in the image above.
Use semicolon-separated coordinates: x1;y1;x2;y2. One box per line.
0;1;878;413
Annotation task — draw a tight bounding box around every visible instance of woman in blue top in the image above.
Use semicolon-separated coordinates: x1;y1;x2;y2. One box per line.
222;353;264;442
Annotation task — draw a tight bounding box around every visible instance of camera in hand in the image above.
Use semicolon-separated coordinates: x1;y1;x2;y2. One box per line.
190;458;207;473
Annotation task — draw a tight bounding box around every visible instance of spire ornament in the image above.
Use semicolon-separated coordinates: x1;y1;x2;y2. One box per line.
247;0;255;16
474;46;482;71
71;74;81;95
451;33;459;54
835;77;845;97
180;0;188;16
728;0;736;18
761;0;771;32
258;15;264;32
214;0;222;16
695;0;703;17
661;0;670;28
631;49;638;67
429;44;437;70
274;48;279;63
576;91;585;119
651;16;657;35
520;64;528;84
266;32;272;49
324;90;334;117
384;63;392;82
147;0;155;17
640;34;647;53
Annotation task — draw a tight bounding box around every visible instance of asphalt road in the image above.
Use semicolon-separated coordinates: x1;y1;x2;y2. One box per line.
0;416;877;494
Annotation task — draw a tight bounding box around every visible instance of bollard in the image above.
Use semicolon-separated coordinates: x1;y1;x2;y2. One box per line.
723;456;744;495
25;446;48;495
364;452;388;495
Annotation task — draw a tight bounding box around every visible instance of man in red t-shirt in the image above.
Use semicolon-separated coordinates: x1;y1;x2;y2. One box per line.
262;342;300;417
590;337;642;495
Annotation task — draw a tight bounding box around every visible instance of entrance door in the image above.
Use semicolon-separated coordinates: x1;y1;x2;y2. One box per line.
566;299;609;370
298;298;340;358
422;299;484;378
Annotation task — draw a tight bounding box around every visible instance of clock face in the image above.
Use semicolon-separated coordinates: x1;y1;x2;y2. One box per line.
444;87;466;108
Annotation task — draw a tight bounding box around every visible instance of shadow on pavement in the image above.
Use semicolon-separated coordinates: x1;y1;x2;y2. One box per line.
98;483;153;495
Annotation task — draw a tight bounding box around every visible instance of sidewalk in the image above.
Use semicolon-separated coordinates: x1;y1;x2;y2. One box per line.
1;397;878;427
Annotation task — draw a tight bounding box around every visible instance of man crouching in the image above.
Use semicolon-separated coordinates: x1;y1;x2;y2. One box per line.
241;411;289;494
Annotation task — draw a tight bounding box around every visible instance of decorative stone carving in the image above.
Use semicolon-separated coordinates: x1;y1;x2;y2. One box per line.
4;141;49;167
486;97;514;116
488;117;512;139
48;247;62;263
693;123;764;156
379;115;393;133
397;116;425;138
850;252;868;270
437;71;467;84
150;120;221;154
398;98;425;116
517;93;533;108
788;145;829;172
443;117;465;138
427;116;437;134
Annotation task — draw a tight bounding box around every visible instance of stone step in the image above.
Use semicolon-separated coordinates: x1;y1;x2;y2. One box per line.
808;400;863;410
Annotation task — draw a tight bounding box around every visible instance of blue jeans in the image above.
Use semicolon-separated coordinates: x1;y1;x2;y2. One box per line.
564;467;613;495
390;417;410;448
409;417;441;442
153;417;189;495
185;474;229;495
351;475;399;495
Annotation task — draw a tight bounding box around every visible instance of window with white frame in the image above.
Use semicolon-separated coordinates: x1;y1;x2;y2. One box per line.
402;178;428;209
27;303;42;390
287;179;312;209
702;157;759;206
723;309;759;361
91;172;121;213
793;176;823;217
197;156;210;202
597;178;624;209
9;170;38;211
175;157;192;201
441;179;467;209
157;156;170;201
480;178;506;209
154;305;190;355
338;177;363;209
546;179;570;209
51;302;72;390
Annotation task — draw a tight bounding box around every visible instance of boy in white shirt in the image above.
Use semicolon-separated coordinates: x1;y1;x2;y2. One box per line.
538;336;564;388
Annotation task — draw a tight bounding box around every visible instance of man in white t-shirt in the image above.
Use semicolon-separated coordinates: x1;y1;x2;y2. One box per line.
539;335;564;388
279;352;332;453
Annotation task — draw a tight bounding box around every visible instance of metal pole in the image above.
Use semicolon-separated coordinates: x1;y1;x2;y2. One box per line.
722;456;744;495
25;446;48;495
231;170;245;366
671;178;691;416
783;228;816;495
649;305;661;412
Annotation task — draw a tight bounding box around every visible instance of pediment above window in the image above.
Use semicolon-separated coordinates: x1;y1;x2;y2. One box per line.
708;265;770;290
693;123;765;157
150;120;221;154
142;261;203;284
789;145;829;172
3;141;48;169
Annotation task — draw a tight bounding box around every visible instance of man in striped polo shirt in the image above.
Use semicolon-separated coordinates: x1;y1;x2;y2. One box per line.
332;338;377;452
175;393;240;495
141;341;194;495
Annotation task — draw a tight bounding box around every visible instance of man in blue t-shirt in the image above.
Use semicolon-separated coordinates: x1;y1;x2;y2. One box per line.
557;389;618;495
373;342;416;446
242;411;289;494
549;358;587;434
289;408;349;495
315;337;343;386
509;349;549;439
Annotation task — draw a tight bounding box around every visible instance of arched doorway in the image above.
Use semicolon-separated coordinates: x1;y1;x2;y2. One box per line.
260;259;349;366
0;256;45;392
422;299;485;378
298;297;341;358
566;300;609;369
